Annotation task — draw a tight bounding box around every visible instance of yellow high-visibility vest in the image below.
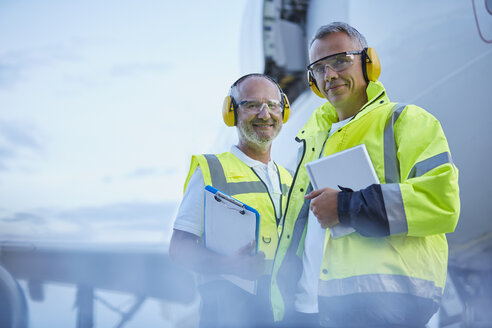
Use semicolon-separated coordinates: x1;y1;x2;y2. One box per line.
184;151;293;267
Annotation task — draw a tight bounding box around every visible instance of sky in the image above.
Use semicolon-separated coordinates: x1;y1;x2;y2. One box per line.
1;0;490;247
0;0;250;243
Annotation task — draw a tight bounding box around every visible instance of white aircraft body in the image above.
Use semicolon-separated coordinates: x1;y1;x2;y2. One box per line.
231;0;492;326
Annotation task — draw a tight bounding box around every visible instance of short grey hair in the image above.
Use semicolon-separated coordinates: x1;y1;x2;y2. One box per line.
310;22;368;49
230;74;281;101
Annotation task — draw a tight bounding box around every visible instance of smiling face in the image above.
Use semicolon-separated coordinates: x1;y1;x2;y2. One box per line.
309;32;368;119
235;76;283;153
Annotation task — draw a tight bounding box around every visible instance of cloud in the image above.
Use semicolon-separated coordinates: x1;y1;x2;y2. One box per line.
124;166;178;179
0;120;43;171
125;166;160;178
59;201;177;223
0;121;41;149
1;212;46;224
0;44;80;89
0;200;179;243
109;62;171;78
0;146;15;158
102;166;178;183
0;63;22;88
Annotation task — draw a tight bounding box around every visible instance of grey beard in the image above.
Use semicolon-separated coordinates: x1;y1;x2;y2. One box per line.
237;122;276;150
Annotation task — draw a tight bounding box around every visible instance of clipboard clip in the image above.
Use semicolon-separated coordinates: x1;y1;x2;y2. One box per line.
214;191;246;215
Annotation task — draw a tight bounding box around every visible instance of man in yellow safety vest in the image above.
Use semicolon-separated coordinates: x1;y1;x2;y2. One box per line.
170;74;294;328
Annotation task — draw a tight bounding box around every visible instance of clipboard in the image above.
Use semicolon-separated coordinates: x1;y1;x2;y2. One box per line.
204;185;260;294
305;144;380;238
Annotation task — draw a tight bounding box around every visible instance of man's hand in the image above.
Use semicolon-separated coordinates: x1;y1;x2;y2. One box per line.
305;187;339;229
227;241;265;281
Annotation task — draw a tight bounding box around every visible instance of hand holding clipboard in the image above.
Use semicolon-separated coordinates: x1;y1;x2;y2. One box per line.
203;185;263;294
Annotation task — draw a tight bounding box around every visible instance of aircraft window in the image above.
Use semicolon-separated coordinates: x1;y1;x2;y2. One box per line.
472;0;492;43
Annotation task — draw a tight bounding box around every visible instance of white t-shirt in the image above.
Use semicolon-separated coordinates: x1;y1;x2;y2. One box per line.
294;116;353;313
173;145;282;237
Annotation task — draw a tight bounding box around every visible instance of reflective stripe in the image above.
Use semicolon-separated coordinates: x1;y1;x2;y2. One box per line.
382;104;408;233
264;259;274;274
381;183;408;234
408;152;453;179
275;162;291;196
383;103;407;183
223;181;268;196
203;154;227;188
203;154;266;195
318;274;443;303
281;184;289;196
291;197;310;251
289;182;312;251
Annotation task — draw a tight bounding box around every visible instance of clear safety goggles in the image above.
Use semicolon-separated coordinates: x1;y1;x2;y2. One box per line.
238;99;282;113
307;51;363;78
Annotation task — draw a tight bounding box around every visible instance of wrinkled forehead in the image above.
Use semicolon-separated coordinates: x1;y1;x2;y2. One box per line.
309;32;361;63
236;77;281;100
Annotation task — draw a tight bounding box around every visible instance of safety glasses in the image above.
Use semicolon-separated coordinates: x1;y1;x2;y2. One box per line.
307;51;363;78
238;99;282;114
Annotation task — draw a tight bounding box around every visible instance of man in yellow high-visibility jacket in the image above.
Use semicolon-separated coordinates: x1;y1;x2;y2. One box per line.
274;22;460;328
169;74;294;328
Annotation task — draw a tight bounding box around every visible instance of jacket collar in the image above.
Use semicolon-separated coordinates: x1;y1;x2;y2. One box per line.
296;81;389;140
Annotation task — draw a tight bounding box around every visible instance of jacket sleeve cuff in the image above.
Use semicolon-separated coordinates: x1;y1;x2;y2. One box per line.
337;187;352;225
337;184;390;237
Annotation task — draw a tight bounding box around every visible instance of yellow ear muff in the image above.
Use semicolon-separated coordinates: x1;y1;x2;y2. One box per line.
223;74;291;126
223;93;290;126
307;48;382;95
281;93;290;123
307;71;324;98
364;47;381;82
222;95;236;127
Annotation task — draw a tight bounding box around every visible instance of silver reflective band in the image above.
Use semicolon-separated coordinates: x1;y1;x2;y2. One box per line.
382;103;408;234
383;103;407;183
408;152;453;179
203;154;289;196
381;183;408;235
318;274;443;303
204;154;265;195
281;184;289;195
264;259;274;274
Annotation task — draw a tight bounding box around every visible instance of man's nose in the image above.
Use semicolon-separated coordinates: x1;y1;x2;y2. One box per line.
257;103;271;119
324;65;338;81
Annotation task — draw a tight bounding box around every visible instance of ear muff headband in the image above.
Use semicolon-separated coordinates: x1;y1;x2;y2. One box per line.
307;47;381;98
222;73;290;126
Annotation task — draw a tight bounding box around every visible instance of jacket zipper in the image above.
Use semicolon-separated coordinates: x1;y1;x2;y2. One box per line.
351;90;386;121
269;138;307;316
249;168;279;226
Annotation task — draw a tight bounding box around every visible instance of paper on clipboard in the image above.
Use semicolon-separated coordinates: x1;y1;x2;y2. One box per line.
305;144;380;238
204;185;260;294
